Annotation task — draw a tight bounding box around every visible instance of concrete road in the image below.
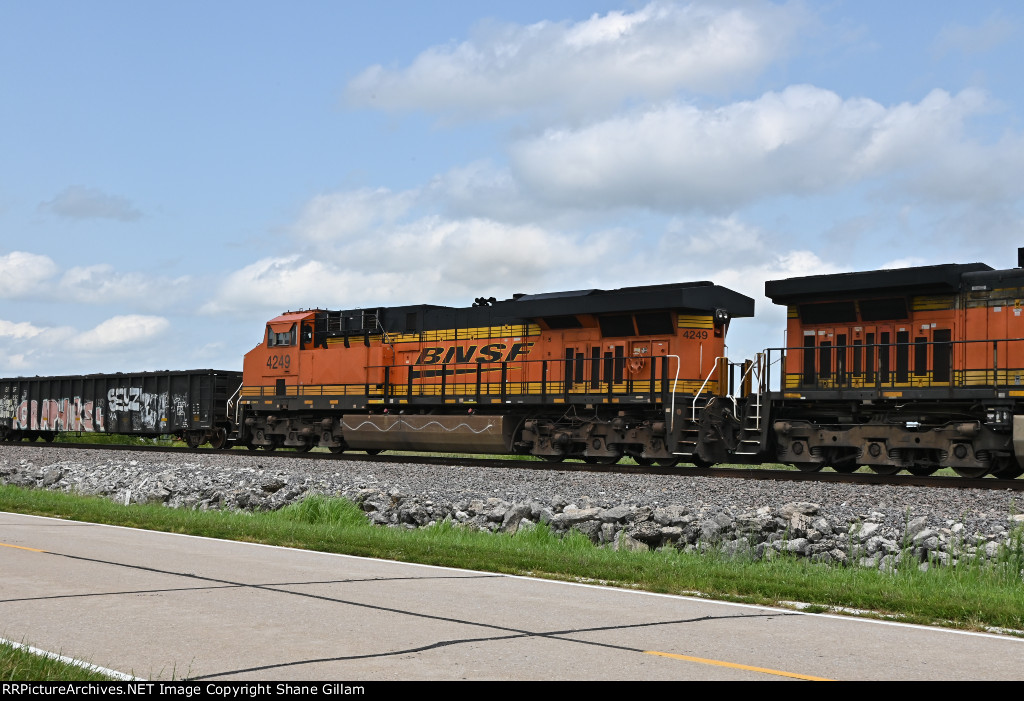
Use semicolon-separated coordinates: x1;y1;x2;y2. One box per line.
2;512;1021;681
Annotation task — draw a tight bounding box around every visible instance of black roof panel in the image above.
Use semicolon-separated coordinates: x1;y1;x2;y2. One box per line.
765;263;992;304
337;281;755;332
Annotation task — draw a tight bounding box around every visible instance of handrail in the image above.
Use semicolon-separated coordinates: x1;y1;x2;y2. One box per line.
665;355;680;432
767;336;1024;392
228;381;243;428
737;360;756;394
692;360;721;419
239;354;707;402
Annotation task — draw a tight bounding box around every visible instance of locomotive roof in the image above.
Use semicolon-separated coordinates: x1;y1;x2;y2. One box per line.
764;262;992;304
314;280;754;333
504;281;754;318
962;266;1024;289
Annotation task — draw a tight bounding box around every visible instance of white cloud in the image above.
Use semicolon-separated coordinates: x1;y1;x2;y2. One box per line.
39;186;142;222
0;251;59;298
651;217;840;301
199;256;390;315
0;319;46;340
878;257;929;270
4;354;30;372
508;85;1004;212
68;315;170;351
0;312;246;376
57;265;192;308
424;161;539;223
0;253;192;310
707;248;845;362
202;202;627;316
346;0;808;119
659;215;765;262
294;188;417;243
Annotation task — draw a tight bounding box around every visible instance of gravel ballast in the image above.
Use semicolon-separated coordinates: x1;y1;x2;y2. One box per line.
2;445;1023;569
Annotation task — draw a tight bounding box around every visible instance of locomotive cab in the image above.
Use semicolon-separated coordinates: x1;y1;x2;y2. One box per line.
245;311;316;397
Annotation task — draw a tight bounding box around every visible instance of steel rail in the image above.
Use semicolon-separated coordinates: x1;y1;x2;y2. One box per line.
3;441;1022;492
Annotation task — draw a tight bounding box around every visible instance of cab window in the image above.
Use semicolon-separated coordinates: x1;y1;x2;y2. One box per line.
267;323;296;347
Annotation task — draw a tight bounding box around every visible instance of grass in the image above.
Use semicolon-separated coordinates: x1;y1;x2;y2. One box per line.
0;640;120;682
3;486;1023;628
52;433;176;447
3;485;1023;679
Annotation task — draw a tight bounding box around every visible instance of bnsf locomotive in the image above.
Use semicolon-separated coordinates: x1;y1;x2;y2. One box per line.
3;256;1024;479
764;258;1024;479
239;281;753;465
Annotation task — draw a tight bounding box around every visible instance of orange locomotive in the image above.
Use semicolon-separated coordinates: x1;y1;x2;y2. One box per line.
239;281;754;464
764;258;1024;478
7;256;1024;480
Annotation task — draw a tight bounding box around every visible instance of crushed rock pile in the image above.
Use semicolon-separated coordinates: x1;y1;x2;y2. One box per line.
2;445;1022;570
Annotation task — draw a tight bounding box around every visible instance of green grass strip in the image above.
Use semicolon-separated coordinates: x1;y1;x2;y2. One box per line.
0;639;121;682
2;485;1023;637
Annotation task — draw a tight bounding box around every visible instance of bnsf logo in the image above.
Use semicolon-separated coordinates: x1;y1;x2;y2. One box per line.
416;342;534;365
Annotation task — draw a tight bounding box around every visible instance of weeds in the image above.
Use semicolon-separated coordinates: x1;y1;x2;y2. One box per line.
2;486;1023;633
0;640;118;682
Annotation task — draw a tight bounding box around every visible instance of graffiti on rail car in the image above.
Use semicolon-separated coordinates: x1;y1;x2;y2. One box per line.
106;387;170;431
38;397;105;432
0;395;15;422
8;397;106;432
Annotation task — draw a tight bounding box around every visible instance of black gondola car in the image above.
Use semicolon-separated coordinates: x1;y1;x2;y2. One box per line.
0;370;242;448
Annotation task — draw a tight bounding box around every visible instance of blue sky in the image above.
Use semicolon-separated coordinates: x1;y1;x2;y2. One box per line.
2;0;1023;375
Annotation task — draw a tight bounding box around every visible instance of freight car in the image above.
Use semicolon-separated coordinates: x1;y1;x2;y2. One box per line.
0;370;242;448
236;281;755;464
761;257;1024;479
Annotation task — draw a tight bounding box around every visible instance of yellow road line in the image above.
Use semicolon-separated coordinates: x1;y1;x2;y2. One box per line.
644;650;834;681
0;542;46;553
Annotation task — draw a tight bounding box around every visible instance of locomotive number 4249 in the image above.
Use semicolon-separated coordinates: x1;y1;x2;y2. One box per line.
266;354;291;370
681;330;709;339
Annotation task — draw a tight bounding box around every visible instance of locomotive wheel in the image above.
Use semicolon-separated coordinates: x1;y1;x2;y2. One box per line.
584;455;621;465
827;449;858;473
655;458;680;467
795;463;823;473
294;442;314;453
541;454;566;463
632;457;655;466
328;446;346;455
992;457;1024;480
906;450;940;476
365;449;384;456
952;466;990;478
868;465;901;475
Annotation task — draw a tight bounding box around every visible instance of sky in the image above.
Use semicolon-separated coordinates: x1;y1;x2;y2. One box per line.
2;0;1023;376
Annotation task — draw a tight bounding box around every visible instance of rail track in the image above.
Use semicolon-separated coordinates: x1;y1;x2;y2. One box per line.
6;441;1023;493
